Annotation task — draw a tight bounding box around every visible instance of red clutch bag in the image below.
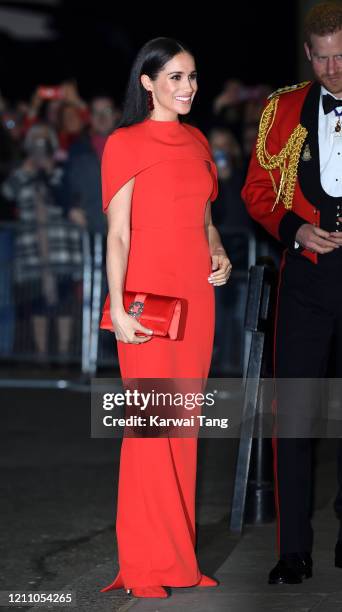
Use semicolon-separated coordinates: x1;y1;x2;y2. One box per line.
100;291;182;340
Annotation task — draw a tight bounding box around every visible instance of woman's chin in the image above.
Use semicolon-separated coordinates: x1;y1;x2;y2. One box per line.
175;105;192;116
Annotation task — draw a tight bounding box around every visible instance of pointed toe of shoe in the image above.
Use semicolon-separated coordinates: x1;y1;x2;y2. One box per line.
130;586;169;598
195;574;219;587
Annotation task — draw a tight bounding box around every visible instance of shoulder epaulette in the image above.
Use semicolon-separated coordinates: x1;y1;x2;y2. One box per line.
267;81;311;100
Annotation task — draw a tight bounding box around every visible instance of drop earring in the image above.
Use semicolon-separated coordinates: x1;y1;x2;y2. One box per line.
147;90;154;111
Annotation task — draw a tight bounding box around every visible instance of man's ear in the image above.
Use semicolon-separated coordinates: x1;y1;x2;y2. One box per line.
304;42;312;62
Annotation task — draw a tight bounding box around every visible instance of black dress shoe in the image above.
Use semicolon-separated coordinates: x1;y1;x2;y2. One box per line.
335;540;342;568
268;553;313;585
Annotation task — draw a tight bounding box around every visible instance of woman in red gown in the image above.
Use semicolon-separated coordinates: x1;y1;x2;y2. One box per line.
100;37;231;599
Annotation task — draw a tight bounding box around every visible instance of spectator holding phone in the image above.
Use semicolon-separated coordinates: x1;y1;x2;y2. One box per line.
212;79;271;141
23;79;90;154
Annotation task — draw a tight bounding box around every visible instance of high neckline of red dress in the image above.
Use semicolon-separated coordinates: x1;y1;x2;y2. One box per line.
145;117;181;125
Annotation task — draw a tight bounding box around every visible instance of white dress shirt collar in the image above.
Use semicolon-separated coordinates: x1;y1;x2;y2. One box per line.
321;84;342;102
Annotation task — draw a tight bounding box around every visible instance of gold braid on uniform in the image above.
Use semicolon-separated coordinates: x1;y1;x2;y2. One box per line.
256;96;308;211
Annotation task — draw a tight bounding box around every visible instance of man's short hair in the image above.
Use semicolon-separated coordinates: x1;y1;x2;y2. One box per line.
304;1;342;44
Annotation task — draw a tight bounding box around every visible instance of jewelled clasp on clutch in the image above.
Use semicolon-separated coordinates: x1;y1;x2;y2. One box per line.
127;301;144;317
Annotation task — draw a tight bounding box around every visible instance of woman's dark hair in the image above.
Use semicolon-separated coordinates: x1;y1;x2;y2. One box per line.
116;37;194;129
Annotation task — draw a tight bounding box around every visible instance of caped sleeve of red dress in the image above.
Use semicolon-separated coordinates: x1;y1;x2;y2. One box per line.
186;124;219;202
101;128;138;213
191;125;219;202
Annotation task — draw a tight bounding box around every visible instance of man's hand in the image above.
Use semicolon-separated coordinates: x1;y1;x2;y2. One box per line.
329;217;342;245
295;223;341;254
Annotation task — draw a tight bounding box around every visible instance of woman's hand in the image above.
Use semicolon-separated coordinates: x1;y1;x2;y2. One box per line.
110;308;154;344
204;202;232;286
208;249;232;286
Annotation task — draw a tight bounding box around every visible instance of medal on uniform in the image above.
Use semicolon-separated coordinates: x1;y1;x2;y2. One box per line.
302;143;312;161
333;108;342;136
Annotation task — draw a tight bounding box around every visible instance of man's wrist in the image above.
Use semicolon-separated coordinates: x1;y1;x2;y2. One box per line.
279;211;307;249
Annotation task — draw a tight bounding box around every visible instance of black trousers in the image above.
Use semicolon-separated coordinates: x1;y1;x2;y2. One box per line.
274;249;342;555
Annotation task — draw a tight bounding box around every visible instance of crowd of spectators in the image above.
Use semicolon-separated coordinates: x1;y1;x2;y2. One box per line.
0;80;120;360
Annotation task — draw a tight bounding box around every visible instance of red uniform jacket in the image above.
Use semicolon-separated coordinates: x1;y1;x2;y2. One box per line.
242;81;320;264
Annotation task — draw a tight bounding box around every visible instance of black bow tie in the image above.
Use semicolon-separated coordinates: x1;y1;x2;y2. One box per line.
322;93;342;114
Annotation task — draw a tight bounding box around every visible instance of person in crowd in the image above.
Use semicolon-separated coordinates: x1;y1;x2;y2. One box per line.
241;121;259;164
23;79;90;155
208;127;255;373
0;118;18;355
209;126;252;232
212;79;270;142
63;95;120;236
0;107;25;174
1;123;82;363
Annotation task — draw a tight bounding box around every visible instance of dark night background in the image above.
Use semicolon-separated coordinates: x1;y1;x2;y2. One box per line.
0;0;298;120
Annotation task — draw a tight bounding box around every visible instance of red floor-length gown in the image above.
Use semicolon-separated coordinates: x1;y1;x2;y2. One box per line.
101;116;218;588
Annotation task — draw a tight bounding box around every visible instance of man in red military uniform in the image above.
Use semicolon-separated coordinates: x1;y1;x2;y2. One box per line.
242;1;342;584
